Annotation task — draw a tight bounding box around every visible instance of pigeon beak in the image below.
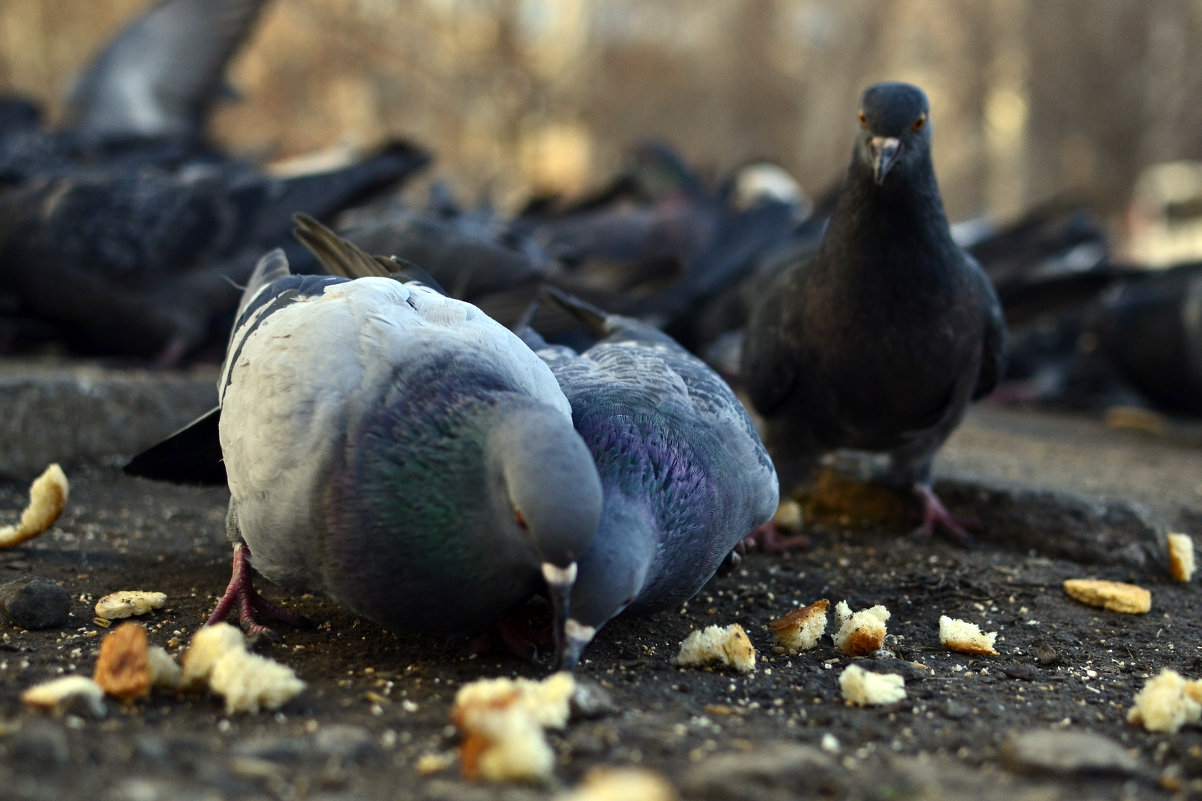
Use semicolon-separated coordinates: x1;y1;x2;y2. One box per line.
541;561;577;661
869;136;902;184
555;618;596;671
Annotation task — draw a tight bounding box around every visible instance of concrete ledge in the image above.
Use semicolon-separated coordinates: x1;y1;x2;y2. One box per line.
0;361;218;478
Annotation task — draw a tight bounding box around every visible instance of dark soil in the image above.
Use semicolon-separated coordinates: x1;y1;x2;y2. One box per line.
0;401;1199;800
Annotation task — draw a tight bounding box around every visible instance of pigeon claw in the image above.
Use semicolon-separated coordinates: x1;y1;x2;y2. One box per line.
742;520;810;555
207;543;310;639
910;485;979;546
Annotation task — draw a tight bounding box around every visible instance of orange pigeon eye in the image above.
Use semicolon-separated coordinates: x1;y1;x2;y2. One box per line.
514;509;528;530
858;111;867;128
913;113;927;131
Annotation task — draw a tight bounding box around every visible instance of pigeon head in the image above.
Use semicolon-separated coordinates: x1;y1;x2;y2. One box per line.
487;404;603;647
556;500;658;670
855;82;932;185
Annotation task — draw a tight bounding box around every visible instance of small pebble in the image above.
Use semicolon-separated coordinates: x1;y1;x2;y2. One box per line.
0;576;71;629
1004;729;1142;775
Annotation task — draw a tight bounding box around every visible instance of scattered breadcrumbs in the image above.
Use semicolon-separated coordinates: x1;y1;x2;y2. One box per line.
769;599;829;654
452;671;577;783
939;615;999;656
1062;579;1150;614
674;623;756;673
839;663;906;706
1128;669;1202;733
833;600;889;656
0;463;69;548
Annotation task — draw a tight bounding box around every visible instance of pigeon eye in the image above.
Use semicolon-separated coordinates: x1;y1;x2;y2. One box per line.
913;113;927;131
514;509;529;530
858;111;867;128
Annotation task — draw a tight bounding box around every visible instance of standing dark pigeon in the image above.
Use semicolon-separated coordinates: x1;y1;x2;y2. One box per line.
740;82;1007;542
129;224;603;642
518;288;779;669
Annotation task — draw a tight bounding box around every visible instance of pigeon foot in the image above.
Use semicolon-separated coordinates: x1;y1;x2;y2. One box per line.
207;543;310;638
742;520;810;555
911;485;978;546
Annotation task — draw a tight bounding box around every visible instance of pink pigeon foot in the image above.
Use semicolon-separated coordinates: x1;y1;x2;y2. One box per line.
207;543;310;638
911;484;979;546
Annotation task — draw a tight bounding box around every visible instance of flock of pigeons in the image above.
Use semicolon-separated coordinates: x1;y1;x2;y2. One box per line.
5;0;1202;669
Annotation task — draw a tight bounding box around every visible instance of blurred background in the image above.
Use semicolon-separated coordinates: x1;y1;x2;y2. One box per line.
3;0;1202;257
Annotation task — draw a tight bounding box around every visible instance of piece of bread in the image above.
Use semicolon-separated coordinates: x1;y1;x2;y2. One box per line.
833;601;889;656
769;599;829;654
93;622;152;700
674;624;756;673
452;672;577;783
208;648;306;714
939;615;999;656
21;675;106;717
1167;533;1196;583
180;622;246;688
0;463;69;548
1062;579;1151;614
1127;669;1202;733
839;663;906;706
556;767;677;801
178;622;304;713
94;591;167;621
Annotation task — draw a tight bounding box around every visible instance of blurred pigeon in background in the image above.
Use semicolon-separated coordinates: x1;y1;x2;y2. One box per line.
0;0;270;183
740;82;1007;543
0;142;430;364
517;287;778;669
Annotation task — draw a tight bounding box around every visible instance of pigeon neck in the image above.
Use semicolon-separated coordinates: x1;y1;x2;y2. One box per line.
571;493;658;628
831;149;953;253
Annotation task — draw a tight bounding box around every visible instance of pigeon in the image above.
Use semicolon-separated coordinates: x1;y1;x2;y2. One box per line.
64;0;270;143
740;82;1007;542
0;141;429;363
517;287;779;669
131;218;603;645
0;0;270;185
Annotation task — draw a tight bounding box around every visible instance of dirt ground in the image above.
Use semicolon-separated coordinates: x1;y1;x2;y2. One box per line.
0;388;1200;801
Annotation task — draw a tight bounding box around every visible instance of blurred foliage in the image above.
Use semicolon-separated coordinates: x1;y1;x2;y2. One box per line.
3;0;1202;222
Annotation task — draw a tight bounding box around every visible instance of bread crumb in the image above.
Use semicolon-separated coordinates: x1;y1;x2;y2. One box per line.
769;599;829;654
674;624;756;673
460;705;554;783
939;615;999;656
93;622;151;700
453;672;576;731
1128;669;1202;733
94;591;167;620
21;675;106;717
415;751;456;775
1063;579;1151;614
556;767;677;801
833;601;889;656
452;672;577;783
839;663;906;706
1167;533;1195;583
209;648;306;714
0;464;69;548
772;498;803;532
147;645;181;689
178;622;303;713
180;623;246;688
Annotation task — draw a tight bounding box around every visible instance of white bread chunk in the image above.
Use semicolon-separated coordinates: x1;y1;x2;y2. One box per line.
833;601;889;656
1127;669;1202;733
939;615;999;656
770;599;829;654
1167;533;1196;582
674;624;756;673
839;663;906;706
